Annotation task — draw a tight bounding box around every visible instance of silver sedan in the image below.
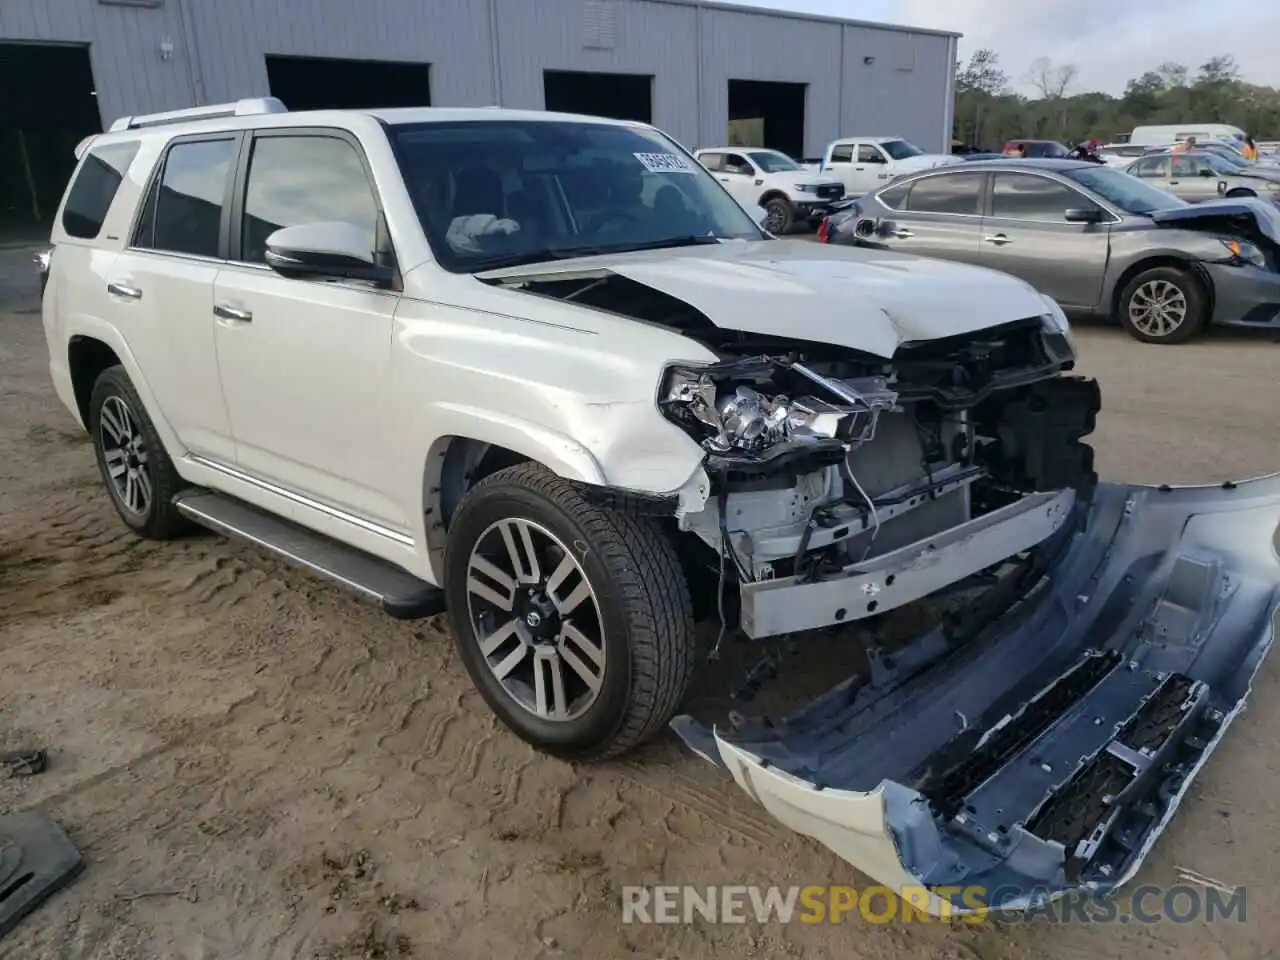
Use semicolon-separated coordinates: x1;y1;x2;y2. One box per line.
1124;150;1280;203
819;159;1280;344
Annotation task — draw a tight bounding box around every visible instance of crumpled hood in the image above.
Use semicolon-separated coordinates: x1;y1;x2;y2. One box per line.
479;240;1050;358
1150;198;1280;246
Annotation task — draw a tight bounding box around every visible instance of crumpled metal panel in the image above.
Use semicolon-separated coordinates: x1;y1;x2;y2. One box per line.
671;474;1280;915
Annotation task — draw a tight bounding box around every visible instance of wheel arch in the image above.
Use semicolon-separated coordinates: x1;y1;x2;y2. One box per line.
1224;187;1257;198
65;328;185;462
1108;255;1214;319
420;421;608;571
759;189;792;207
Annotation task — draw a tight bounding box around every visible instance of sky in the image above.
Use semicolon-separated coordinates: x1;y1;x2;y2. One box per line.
718;0;1280;96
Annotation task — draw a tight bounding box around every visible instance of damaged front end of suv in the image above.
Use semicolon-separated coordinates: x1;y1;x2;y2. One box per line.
486;243;1278;917
649;312;1277;917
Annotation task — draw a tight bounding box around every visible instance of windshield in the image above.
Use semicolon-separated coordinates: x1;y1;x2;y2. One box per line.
1196;152;1247;173
746;150;802;173
881;139;926;160
1064;165;1186;215
388;120;765;272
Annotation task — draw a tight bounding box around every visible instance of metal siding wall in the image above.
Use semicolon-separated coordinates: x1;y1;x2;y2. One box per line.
1;0;199;127
698;6;841;159
183;0;494;107
492;0;700;149
1;0;955;153
840;27;951;153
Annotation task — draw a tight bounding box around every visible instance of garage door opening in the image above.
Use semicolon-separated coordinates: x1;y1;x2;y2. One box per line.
265;55;431;111
727;79;807;159
543;70;652;123
0;42;100;234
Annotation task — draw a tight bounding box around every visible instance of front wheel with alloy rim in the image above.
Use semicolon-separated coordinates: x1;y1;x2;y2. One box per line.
763;196;795;234
1116;266;1209;344
88;365;191;539
443;463;697;761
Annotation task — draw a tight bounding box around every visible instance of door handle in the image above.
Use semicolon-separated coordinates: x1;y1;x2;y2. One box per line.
213;303;253;323
983;234;1013;246
877;173;890;179
107;281;142;300
854;166;865;171
718;176;729;182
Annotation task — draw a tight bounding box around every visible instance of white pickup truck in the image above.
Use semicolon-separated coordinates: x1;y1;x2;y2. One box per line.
692;147;845;233
817;135;962;197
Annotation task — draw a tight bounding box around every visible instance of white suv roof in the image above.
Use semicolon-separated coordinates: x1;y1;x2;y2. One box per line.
82;98;649;156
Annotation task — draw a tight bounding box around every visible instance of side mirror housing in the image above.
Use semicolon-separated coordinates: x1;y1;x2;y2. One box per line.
1064;206;1105;224
264;222;394;287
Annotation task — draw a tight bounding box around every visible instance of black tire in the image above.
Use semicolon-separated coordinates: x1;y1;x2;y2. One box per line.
88;365;191;539
443;463;697;761
764;196;795;234
1116;265;1209;345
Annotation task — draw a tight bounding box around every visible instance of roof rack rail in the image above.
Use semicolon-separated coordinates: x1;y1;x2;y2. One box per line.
108;97;288;133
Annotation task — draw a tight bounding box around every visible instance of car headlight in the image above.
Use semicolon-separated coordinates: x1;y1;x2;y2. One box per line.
1220;238;1266;268
1266;181;1280;192
659;359;896;458
794;183;818;194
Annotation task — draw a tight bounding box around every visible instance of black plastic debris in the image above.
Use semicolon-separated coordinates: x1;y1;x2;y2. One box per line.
0;749;48;778
0;810;84;938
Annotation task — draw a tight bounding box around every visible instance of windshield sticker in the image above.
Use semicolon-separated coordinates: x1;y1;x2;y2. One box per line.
634;152;696;173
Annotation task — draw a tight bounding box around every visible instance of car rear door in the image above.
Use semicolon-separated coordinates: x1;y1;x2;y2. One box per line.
872;169;987;265
211;127;406;534
821;142;857;194
1127;154;1178;197
107;133;241;463
978;172;1110;311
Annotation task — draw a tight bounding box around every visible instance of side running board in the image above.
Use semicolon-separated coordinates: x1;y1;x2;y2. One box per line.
173;490;446;620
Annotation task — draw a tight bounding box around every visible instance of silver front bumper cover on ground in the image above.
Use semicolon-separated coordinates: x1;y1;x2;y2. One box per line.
740;488;1076;639
673;474;1280;917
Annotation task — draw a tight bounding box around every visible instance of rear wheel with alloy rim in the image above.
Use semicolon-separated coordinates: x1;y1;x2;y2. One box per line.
443;463;697;760
1116;266;1209;344
88;365;191;539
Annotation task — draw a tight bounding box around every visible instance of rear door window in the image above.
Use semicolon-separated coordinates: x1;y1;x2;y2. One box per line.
61;141;141;239
828;144;854;163
904;173;984;215
134;137;237;258
697;152;723;172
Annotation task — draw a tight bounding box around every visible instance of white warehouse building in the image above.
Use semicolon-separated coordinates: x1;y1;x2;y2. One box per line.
0;0;958;230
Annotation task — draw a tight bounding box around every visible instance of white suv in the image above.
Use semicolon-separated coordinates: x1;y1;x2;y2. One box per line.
40;97;1278;916
692;147;845;232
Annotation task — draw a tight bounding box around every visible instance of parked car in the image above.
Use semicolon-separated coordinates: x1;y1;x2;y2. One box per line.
692;147;844;233
1001;139;1071;158
815;135;961;197
1141;140;1280;169
818;158;1280;343
1125;150;1280;203
1096;142;1147;168
1128;122;1247;148
40;100;1277;917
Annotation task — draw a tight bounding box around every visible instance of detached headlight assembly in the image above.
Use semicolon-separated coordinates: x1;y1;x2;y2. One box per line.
1220;238;1266;268
658;359;896;460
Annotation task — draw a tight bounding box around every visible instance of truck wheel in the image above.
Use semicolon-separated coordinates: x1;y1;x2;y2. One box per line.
1116;266;1209;345
443;463;697;761
88;365;191;539
764;197;795;234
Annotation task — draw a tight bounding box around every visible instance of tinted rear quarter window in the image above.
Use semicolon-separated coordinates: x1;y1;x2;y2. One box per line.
905;173;983;214
991;174;1083;221
134;138;237;258
877;182;910;209
61;141;141;239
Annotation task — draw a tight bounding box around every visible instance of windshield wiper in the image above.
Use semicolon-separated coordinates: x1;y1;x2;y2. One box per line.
467;234;725;273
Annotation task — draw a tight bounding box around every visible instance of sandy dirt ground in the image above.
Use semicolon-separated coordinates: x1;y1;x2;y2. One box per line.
2;241;1279;960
